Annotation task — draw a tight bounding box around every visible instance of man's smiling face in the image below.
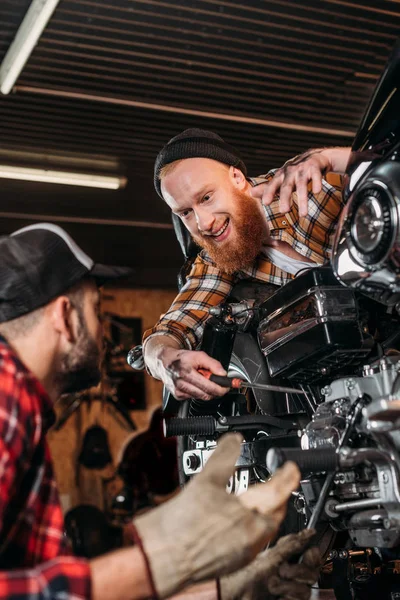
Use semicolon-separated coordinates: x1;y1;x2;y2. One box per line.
161;157;269;273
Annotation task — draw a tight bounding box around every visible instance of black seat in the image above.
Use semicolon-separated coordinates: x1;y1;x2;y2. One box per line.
172;213;198;260
172;214;200;290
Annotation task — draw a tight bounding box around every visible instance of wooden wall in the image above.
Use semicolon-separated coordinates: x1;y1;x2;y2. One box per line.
47;286;177;512
100;286;177;431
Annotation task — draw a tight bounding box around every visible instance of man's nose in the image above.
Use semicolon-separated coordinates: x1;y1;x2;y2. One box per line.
195;209;215;234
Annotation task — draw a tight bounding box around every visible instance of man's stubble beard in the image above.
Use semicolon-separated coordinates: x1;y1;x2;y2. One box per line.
55;309;102;395
192;188;266;274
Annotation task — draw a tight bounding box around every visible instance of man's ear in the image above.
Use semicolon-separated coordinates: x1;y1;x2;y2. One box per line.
47;296;76;343
229;166;247;190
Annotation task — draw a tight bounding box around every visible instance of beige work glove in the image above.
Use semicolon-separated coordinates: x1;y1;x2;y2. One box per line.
132;433;300;599
219;529;321;600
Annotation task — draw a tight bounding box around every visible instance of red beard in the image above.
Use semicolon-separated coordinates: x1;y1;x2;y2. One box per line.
192;189;266;274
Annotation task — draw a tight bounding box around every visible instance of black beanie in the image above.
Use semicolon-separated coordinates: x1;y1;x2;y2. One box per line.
154;128;247;198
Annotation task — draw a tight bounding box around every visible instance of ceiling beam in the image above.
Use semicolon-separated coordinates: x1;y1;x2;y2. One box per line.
16;85;356;137
0;211;173;229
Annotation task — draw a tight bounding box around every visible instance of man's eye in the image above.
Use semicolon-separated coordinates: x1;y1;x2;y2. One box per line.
201;194;211;203
180;209;192;218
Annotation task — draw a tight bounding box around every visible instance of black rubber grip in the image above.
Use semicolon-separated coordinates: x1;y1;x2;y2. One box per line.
266;447;338;474
163;416;216;437
209;374;236;387
198;369;240;388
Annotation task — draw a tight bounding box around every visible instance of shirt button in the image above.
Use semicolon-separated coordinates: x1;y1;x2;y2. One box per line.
281;219;287;225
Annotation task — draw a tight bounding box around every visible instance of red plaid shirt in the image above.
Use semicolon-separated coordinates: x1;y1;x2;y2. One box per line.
0;335;91;598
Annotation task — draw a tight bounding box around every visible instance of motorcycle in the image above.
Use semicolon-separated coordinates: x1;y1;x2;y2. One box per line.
130;39;400;599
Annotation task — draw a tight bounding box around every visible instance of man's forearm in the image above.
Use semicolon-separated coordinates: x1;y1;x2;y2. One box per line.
321;146;351;173
143;335;183;380
92;545;218;600
91;546;154;600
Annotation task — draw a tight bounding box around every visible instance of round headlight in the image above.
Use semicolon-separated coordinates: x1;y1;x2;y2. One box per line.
351;195;384;252
350;185;394;265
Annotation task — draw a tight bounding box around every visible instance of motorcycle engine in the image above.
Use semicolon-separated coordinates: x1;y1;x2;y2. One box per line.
300;356;400;548
258;263;400;548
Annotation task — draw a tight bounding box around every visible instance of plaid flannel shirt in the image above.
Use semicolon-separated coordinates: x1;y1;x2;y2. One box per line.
143;171;343;350
0;335;91;599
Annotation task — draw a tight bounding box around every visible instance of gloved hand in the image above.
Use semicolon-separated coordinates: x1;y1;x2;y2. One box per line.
219;529;321;600
132;433;300;599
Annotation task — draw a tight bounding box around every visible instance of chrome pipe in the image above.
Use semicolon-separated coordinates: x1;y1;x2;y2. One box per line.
334;497;383;513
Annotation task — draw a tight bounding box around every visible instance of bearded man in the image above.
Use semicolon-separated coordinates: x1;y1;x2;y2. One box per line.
143;129;351;400
0;222;320;599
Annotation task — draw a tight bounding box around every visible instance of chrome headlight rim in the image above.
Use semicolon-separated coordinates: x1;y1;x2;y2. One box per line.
348;180;396;267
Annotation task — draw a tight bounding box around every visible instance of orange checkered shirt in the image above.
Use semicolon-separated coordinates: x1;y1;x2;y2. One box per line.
143;171;343;350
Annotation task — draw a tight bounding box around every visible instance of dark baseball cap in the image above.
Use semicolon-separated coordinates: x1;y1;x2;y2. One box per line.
0;222;132;323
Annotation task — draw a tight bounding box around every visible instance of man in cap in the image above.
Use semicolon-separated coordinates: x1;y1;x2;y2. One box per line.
0;222;320;599
143;130;350;401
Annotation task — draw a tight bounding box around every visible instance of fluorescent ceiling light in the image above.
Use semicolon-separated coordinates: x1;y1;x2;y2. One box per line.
0;165;127;190
0;0;61;95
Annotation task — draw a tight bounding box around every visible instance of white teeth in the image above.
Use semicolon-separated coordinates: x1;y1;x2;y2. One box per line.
213;219;229;237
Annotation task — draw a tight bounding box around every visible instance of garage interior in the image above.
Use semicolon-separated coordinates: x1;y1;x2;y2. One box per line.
1;0;400;596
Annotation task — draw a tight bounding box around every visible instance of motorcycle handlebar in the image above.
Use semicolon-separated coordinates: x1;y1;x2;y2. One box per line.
267;447;339;474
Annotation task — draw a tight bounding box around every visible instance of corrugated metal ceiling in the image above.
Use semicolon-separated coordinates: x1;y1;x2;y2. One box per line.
0;0;399;286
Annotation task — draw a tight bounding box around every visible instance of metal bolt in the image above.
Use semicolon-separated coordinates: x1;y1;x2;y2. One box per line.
339;550;349;560
293;494;306;514
363;365;373;376
219;416;228;424
185;454;201;471
382;472;389;484
345;378;355;389
384;518;392;530
321;386;332;396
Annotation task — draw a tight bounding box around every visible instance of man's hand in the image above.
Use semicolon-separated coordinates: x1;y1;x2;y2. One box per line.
251;146;351;218
219;529;321;600
132;434;301;599
158;346;230;401
143;336;230;401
